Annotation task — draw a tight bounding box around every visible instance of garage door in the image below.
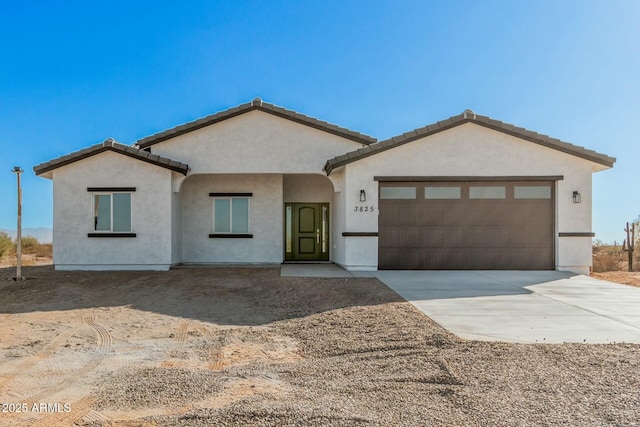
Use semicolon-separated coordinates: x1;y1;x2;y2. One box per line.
378;181;554;270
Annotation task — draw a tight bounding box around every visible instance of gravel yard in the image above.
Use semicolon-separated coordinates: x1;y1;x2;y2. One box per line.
0;266;638;426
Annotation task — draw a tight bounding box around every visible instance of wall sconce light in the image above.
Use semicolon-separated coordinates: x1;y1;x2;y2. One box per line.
360;189;366;202
572;191;581;203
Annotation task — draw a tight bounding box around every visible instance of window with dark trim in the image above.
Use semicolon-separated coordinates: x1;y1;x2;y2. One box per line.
425;186;461;199
92;193;132;232
210;195;251;237
469;186;506;199
379;186;416;199
514;185;551;199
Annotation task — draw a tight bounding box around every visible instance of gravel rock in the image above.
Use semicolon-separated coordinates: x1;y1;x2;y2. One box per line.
96;367;225;410
1;266;638;426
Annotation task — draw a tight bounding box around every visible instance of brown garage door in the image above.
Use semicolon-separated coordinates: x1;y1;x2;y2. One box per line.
378;181;554;270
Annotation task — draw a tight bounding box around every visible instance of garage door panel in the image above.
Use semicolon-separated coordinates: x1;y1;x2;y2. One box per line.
419;225;544;249
378;181;554;270
421;227;448;247
379;248;423;270
418;226;462;248
382;224;552;250
423;249;458;269
378;228;401;248
380;204;420;227
507;202;552;225
421;206;469;226
378;205;400;226
463;203;511;225
395;228;423;247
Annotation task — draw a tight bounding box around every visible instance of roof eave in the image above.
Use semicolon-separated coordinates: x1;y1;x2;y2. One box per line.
33;145;111;176
469;120;616;168
33;145;189;177
137;104;255;148
323;160;333;175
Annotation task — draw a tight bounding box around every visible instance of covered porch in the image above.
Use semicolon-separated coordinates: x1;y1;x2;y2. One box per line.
175;173;338;265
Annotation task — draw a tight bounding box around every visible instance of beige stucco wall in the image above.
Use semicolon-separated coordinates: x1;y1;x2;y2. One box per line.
51;151;173;270
283;174;333;203
180;173;338;264
180;174;284;264
171;189;183;265
341;123;599;273
328;169;347;267
150;110;365;174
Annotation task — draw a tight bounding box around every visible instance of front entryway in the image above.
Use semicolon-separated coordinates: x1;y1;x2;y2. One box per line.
284;203;329;261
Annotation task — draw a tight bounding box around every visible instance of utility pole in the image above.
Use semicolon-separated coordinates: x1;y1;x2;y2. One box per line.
12;166;23;281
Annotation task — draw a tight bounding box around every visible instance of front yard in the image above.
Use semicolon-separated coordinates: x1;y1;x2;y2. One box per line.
0;266;638;426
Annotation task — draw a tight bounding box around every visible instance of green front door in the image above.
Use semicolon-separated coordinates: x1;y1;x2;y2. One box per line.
284;203;329;261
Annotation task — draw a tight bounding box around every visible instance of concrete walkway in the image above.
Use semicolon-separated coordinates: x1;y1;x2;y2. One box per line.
372;270;640;344
280;263;374;278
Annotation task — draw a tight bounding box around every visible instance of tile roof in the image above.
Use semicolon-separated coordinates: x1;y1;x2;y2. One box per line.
324;110;616;174
33;139;190;176
136;98;377;148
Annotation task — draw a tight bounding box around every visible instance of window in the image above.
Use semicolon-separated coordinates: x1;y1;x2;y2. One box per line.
469;186;506;199
285;205;292;253
380;186;416;199
425;186;461;199
213;198;249;234
514;186;551;199
93;193;132;232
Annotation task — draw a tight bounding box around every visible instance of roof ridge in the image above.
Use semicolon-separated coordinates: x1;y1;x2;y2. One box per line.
137;99;377;148
324;111;616;174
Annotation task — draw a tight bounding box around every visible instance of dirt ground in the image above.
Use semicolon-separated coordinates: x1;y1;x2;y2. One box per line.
0;266;639;426
592;271;640;288
0;255;52;268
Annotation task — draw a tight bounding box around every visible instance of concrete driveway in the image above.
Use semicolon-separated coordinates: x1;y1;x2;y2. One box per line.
373;270;640;344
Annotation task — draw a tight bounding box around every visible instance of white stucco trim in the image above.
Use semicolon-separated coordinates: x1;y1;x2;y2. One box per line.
55;264;171;271
337;262;378;271
558;266;591;275
180;262;281;267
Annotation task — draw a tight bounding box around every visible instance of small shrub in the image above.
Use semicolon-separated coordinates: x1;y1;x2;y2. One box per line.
0;232;13;257
592;253;623;272
36;243;52;258
19;236;39;254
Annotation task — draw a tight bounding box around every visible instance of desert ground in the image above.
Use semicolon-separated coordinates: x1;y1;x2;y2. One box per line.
593;271;640;288
0;265;638;426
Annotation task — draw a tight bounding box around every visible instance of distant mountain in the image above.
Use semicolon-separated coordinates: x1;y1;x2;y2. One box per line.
0;228;53;243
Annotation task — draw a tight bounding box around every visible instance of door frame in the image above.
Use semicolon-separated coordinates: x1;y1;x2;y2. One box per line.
284;203;330;261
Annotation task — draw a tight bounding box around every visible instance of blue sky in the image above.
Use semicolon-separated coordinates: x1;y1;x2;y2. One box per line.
0;0;638;243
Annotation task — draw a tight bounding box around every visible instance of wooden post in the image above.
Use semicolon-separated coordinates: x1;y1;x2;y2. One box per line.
12;166;24;281
623;222;635;272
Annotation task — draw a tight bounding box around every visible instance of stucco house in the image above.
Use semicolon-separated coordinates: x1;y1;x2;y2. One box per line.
34;98;614;274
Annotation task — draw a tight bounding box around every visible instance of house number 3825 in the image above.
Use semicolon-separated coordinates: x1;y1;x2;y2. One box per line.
354;206;375;212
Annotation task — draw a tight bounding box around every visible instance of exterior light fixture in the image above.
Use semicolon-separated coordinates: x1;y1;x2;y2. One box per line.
572;191;581;203
360;189;366;202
